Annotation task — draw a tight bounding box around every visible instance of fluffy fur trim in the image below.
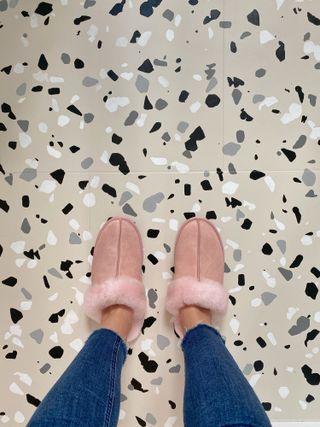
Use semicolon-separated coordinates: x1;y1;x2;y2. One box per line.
83;276;146;342
165;276;229;337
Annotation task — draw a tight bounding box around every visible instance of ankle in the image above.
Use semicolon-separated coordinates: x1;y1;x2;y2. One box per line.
179;305;212;335
101;304;133;340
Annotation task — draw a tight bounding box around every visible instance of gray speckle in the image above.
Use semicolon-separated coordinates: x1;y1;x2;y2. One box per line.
204;170;210;177
154;59;167;66
302;168;316;186
236;209;245;221
183;150;192;159
0;0;8;11
308;94;317;106
40;363;51;374
61;53;70;64
228;162;237;174
276;240;286;254
21;218;31;234
82;76;98;87
163;9;174;21
293;135;307;149
305;189;317;197
243;363;253;375
48;268;63;279
155;98;168;110
124;110;138;126
169;364;181;373
19;168;37;181
157;334;170;350
84;113;94;123
128;384;134;390
135;75;149;93
261;292;277;305
255;68;266;78
288;316;310;336
162;132;170;142
84;0;96;8
206;77;217;92
233;249;242;261
177;121;189;133
146;413;157;425
253;94;265;104
148;289;158;308
150;376;162;385
119;191;132;206
224;262;231;273
21;288;32;300
69;232;82;244
223;142;241;156
163;243;171;253
9;0;18;7
122;203;137;217
143;192;164;212
247;9;260;26
17;120;29;132
5;174;13;185
16;82;27;96
219;21;232;28
232;88;242;104
278;267;293;281
236;130;245;143
120;393;127;402
81;157;93;169
240;31;251;39
30;329;44;344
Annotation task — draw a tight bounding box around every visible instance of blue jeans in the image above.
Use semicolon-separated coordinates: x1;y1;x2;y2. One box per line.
27;325;271;427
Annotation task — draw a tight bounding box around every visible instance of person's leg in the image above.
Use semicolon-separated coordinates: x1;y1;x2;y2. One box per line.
181;321;271;427
27;305;133;427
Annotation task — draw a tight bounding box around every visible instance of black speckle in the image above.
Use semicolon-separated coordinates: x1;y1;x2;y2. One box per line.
10;308;23;324
102;183;117;198
168;400;176;409
2;276;17;287
147;254;158;265
247;9;260;26
241;218;252;230
205;94;220;108
147;229;160;238
262;243;273;255
201;180;212;190
38;54;48;70
262;402;272;411
0;199;10;212
135;416;146;427
281;148;296;162
292;206;301;223
206;210;217;219
240;108;253;121
301;364;320;385
109;153;130;175
306;394;315;402
254;360;264;371
26;393;41;407
256;336;267;348
307;11;320;26
74;15;91;25
62;203;73;215
179;90;189;102
249;170;265;180
238;274;245;286
276;41;285;62
107;69;119;81
203;9;221;24
289;254;303;268
50;168;65;184
141;316;156;334
74;58;84;69
311;267;320;278
35;2;53;16
109;0;126;16
5;350;17;359
112;133;123;145
67;104;82;116
305;282;318;300
49;345;64;359
130;377;148;393
138;352;158;373
138;59;154;73
69;145;80;153
48;309;65;323
304;329;319;347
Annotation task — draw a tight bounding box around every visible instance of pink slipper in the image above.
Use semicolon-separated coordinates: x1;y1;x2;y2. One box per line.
83;216;146;342
165;217;229;337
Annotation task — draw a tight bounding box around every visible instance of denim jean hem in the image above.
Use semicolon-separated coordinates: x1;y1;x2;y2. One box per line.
180;323;225;350
89;327;128;363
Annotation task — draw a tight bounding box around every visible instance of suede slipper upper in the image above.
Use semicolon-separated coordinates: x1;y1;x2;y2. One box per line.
165;217;229;337
83;216;146;342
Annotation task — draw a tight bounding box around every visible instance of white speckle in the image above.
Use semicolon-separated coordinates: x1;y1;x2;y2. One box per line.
120;72;134;80
136;113;147;127
190;101;201;113
105;97;130;112
51;98;59;112
49;332;58;343
162;271;172;279
116;36;128;47
280;103;302;124
174;14;182;26
262;270;276;288
251;298;262;307
20;300;32;310
307;120;320;140
14;412;25;424
226;239;239;250
14;372;32;386
287;307;299;320
221;216;232;223
19;133;32;148
154;251;166;260
39;180;57;194
47;230;57;245
126;182;140;194
243;200;256;210
90;175;100;188
258;96;278;110
100;150;109;163
14;63;24;74
1;415;10;423
70;338;84;352
208;27;214;39
280;256;286;266
83;193;96;207
164;416;177;427
83;230;92;241
229;318;240;334
119;409;126;420
9;382;24;395
38;122;48;133
304;39;315;55
69;219;80;230
267;332;277;345
25;158;38;169
27;260;37;269
191;203;201;213
50;76;64;83
299;400;307;410
105;126;112;133
15;259;25;268
278;386;289;398
301;234;313;246
274;218;285;230
169;219;178;231
158;76;169;87
166;29;174;41
276;0;285;10
314;312;320;323
193;74;202;81
138;31;152;46
47;145;62;158
249;373;262;387
171;161;189;173
151;157;167;166
259;30;275;44
80;275;91;284
152;218;166;223
12;337;24;348
141;338;156;357
61;310;79;335
10;241;26;254
222;181;239;195
58;115;70;127
274;407;282;413
87;24;98;42
264;175;275;192
72;287;84;305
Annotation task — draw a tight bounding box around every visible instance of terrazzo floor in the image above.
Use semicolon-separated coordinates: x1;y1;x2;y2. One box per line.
1;0;320;425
